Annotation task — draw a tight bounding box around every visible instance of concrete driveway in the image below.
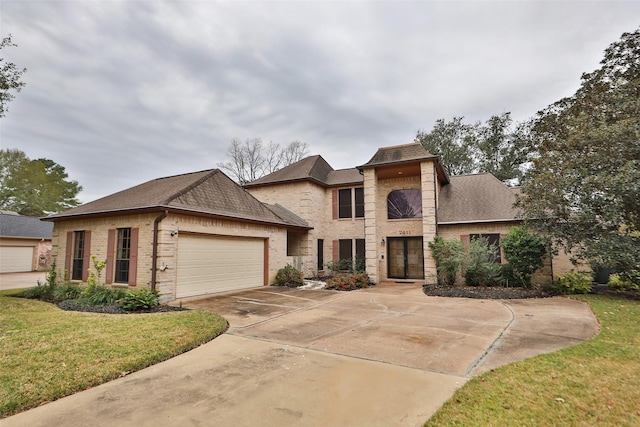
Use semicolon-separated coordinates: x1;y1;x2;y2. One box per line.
3;284;598;427
0;271;46;290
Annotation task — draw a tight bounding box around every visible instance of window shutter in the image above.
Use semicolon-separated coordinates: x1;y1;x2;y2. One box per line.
332;189;338;219
65;232;73;275
460;234;470;249
332;240;339;262
128;228;139;286
81;231;91;281
106;229;116;284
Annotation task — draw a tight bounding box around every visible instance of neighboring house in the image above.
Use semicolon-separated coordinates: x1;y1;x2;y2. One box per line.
44;170;310;301
45;142;575;302
0;211;53;273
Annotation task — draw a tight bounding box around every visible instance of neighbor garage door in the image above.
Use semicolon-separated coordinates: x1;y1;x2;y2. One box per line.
0;246;34;273
176;235;265;298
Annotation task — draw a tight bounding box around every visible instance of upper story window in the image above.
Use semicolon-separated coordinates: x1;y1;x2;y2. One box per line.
387;189;422;219
337;187;365;219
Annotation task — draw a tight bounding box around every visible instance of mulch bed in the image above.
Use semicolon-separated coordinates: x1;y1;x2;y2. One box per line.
423;284;640;300
423;284;554;299
57;299;189;314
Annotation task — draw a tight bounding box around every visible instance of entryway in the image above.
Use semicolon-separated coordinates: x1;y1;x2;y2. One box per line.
387;236;424;279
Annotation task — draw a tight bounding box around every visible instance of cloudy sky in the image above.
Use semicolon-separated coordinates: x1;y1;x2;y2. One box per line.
2;1;639;203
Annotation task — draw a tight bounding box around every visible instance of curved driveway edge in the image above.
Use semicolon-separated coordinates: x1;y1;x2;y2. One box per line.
3;286;598;427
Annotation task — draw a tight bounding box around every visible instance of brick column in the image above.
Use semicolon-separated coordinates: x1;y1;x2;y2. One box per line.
420;161;438;284
363;169;378;283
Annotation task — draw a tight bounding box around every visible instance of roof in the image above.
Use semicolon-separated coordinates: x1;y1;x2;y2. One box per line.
0;213;53;239
45;169;312;229
244;155;363;188
266;204;310;228
438;173;521;224
358;142;436;168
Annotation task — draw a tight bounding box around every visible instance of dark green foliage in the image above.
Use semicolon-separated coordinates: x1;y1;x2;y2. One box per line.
464;237;502;287
326;258;365;273
0;149;82;216
0;35;26;118
554;272;593;294
416;112;529;184
273;264;305;287
325;272;370;291
51;284;82;302
428;236;465;286
500;226;548;288
84;285;129;305
608;272;640;291
118;289;160;311
518;29;640;276
15;259;60;301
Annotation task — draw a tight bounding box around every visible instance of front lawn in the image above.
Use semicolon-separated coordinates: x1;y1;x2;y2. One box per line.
0;292;227;418
425;295;640;426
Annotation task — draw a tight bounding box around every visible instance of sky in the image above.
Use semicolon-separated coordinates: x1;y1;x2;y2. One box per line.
1;1;639;204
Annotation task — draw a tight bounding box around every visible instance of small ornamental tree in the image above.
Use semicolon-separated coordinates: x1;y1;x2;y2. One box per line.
428;236;465;286
500;226;547;288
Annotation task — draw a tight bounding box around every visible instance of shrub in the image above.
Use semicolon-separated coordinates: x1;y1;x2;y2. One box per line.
608;273;640;291
500;226;548;288
554;272;592;294
273;264;305;287
84;285;129;305
14;259;61;301
325;272;370;291
464;237;502;287
118;289;160;311
52;284;83;302
428;236;465;286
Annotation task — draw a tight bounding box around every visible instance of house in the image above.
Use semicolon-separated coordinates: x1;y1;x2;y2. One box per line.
0;211;53;273
45;143;574;301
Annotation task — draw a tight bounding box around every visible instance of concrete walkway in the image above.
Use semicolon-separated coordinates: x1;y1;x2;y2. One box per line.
0;271;46;290
3;285;599;427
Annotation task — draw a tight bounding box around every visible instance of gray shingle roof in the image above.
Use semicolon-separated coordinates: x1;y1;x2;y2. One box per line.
359;143;436;168
438;173;521;224
45;170;311;229
244;155;363;188
0;213;53;238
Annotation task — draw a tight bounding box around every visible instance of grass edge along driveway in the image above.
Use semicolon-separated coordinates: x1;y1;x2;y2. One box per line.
425;294;640;427
0;291;227;418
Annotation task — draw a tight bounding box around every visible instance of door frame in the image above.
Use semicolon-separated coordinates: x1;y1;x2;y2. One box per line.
387;236;425;279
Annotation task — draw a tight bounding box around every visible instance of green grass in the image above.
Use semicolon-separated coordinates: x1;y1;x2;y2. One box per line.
0;292;227;418
425;295;640;426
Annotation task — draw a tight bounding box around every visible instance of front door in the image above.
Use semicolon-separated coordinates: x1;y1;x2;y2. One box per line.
387;237;424;279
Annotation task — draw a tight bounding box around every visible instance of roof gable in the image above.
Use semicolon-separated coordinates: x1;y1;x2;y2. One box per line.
438;173;520;224
45;169;309;228
359;143;436;168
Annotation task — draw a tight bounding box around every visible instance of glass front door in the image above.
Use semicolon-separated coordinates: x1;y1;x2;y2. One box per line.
387;237;424;279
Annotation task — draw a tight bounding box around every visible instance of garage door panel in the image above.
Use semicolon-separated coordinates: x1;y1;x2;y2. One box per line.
0;246;34;273
176;235;264;298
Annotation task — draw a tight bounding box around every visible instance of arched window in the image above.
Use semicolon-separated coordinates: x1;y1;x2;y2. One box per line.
387;189;422;219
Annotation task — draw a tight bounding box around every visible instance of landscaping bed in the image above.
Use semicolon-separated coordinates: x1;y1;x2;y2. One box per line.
423;284;553;299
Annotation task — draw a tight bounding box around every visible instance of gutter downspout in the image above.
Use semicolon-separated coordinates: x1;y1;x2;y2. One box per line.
151;210;168;291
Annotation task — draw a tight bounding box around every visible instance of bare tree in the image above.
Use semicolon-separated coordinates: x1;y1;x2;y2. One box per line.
218;138;309;184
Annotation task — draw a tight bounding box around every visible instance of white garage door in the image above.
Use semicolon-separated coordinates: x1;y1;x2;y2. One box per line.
176;235;265;298
0;246;34;273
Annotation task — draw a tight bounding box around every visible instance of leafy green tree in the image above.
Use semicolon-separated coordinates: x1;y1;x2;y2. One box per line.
518;28;640;275
415;117;476;175
0;149;82;216
416;113;528;184
464;237;502;287
0;34;27;118
500;226;548;288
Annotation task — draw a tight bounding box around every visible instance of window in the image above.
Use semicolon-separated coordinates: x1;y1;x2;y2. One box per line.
354;187;364;218
338;189;352;218
71;231;85;281
339;239;353;265
387;189;422;219
115;228;131;283
317;239;324;270
337;187;365;219
470;233;502;263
